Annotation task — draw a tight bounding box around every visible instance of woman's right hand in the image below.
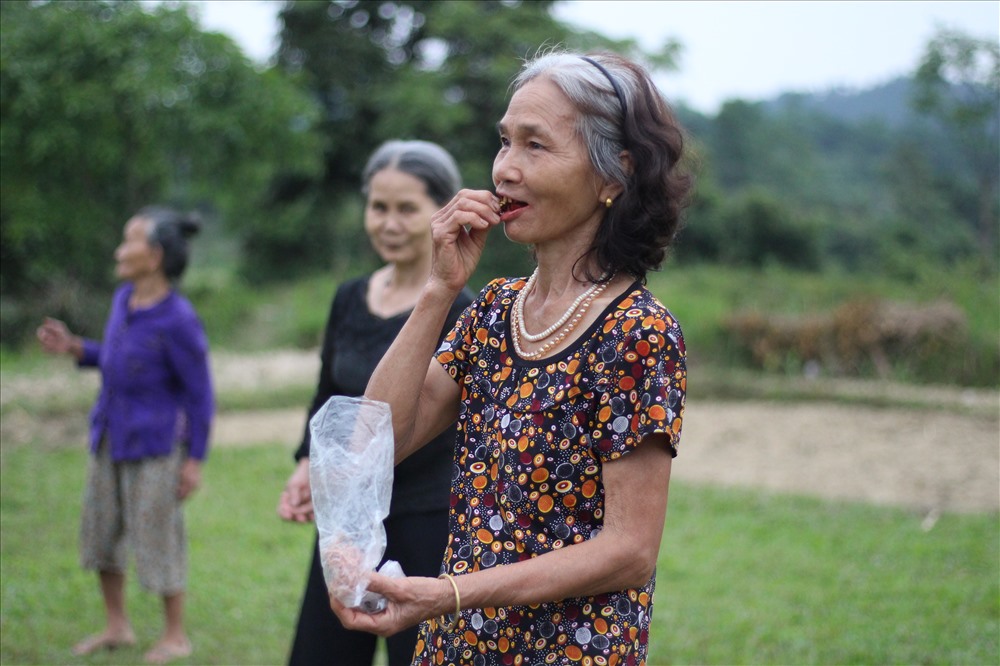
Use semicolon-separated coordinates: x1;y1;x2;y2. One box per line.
429;189;501;294
36;317;82;359
277;457;314;523
329;571;454;638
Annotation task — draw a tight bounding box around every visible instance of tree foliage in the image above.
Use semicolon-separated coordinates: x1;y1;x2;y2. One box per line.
913;28;999;258
0;0;324;336
2;1;995;353
675;183;820;270
274;0;677;283
677;32;998;279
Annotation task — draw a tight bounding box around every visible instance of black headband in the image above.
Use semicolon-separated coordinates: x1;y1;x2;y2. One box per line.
580;56;627;119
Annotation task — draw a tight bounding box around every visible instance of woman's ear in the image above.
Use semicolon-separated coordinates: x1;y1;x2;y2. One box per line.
598;181;624;204
619;149;634;177
149;244;166;275
597;150;632;202
597;150;632;203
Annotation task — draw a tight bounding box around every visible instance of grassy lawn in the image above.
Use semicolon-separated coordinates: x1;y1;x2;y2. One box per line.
653;486;998;664
1;444;313;666
1;444;996;665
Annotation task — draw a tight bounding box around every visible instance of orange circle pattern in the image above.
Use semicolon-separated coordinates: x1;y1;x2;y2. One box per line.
415;278;686;666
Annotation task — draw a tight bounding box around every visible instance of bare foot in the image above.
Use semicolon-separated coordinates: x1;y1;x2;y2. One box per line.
71;629;137;655
143;638;192;664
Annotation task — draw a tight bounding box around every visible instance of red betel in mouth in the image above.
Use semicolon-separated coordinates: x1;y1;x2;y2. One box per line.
498;195;527;215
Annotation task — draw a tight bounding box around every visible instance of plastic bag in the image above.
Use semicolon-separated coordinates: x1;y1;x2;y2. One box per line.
309;395;404;612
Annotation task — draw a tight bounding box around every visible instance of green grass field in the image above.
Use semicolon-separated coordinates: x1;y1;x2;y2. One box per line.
2;261;997;664
1;443;996;665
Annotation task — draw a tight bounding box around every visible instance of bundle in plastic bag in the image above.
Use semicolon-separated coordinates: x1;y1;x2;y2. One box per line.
309;395;404;613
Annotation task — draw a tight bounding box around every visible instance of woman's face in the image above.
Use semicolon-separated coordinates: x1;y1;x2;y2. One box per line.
493;75;610;247
364;168;437;267
114;216;162;282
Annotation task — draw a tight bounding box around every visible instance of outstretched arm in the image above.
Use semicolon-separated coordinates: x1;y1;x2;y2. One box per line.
36;317;85;361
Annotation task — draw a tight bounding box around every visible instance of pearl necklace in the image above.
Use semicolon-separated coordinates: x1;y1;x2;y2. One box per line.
515;269;605;342
510;269;611;360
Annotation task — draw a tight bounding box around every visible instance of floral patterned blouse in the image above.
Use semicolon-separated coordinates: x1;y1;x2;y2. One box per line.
413;276;686;666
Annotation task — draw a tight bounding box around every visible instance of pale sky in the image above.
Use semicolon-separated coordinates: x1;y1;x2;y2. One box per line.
190;0;1000;114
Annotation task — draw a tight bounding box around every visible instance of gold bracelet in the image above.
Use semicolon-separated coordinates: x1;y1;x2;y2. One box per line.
437;573;460;632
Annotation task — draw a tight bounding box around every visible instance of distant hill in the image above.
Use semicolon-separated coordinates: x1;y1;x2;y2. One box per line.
674;77;928;129
764;77;921;128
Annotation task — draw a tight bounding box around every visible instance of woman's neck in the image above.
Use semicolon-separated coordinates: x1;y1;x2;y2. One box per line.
368;260;432;318
128;274;172;310
529;247;606;297
516;257;633;358
383;257;431;291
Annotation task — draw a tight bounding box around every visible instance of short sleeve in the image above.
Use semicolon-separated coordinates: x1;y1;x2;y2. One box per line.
590;310;686;461
436;280;504;384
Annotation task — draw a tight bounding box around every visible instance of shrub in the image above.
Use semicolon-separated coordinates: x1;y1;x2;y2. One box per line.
723;297;996;385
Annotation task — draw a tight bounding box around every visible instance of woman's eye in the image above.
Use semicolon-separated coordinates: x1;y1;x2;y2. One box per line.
499;136;510;148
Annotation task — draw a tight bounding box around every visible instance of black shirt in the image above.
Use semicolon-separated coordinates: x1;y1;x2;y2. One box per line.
295;275;474;515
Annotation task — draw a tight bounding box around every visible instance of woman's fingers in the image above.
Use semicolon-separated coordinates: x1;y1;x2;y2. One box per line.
276;491;293;520
327;573;431;637
278;459;314;522
364;570;399;596
328;589;397;636
177;460;201;500
433;189;500;232
428;190;502;289
37;317;69;353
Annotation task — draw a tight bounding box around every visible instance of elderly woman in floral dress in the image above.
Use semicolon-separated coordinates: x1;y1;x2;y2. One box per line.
330;48;691;666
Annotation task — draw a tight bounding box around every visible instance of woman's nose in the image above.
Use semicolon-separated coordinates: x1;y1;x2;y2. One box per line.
379;214;401;231
492;150;519;187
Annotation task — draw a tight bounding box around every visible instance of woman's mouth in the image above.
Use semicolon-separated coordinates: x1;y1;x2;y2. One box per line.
498;196;527;216
377;239;407;252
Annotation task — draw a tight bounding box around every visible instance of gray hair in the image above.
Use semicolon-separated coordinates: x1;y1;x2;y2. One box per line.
137;205;201;281
361;140;462;206
510;49;692;282
513;50;635;192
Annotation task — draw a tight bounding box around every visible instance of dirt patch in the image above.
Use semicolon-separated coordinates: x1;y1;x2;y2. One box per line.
678;400;998;513
3;350;997;514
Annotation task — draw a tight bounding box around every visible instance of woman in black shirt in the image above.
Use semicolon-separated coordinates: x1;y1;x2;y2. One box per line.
277;140;473;666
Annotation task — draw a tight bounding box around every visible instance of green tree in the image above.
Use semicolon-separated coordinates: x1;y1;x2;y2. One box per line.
711;100;768;190
0;0;324;341
883;140;977;266
913;27;999;261
720;189;820;270
275;0;679;284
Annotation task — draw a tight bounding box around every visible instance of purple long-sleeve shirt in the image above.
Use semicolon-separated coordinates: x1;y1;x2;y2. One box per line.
79;284;214;461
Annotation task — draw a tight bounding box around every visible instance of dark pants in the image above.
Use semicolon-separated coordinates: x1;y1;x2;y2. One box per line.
288;509;449;666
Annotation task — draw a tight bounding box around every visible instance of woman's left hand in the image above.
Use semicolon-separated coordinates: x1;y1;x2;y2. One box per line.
277;457;314;523
329;572;451;638
177;458;202;500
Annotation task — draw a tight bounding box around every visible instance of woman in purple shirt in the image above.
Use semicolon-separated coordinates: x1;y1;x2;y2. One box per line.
37;205;214;664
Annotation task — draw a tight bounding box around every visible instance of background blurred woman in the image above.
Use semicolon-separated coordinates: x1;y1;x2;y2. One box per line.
38;206;213;664
276;140;474;666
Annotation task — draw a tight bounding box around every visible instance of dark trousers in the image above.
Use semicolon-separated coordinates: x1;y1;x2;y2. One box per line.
288;509;449;666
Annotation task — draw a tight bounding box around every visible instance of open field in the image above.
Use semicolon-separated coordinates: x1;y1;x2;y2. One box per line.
1;350;997;665
4;349;997;514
